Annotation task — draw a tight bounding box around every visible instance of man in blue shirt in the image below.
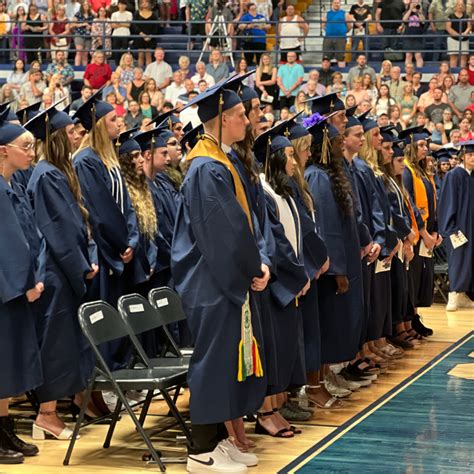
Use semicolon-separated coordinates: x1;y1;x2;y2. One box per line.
277;50;305;108
238;3;270;66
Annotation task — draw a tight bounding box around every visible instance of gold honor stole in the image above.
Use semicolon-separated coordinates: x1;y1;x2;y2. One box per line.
404;161;430;224
186;134;263;382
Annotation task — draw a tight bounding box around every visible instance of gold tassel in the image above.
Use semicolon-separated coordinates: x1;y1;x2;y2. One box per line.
252;337;264;377
264;136;271;180
218;92;224;147
91;103;97;149
321;126;331;165
45;112;50;159
237;339;245;382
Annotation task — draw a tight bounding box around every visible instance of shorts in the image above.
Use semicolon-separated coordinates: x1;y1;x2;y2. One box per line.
322;37;346;62
447;37;470;55
74;36;91;49
191;23;206;38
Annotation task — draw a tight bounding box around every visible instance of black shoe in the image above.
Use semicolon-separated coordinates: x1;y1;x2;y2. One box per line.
0;416;38;457
0;446;23;464
345;363;378;381
412;314;433;337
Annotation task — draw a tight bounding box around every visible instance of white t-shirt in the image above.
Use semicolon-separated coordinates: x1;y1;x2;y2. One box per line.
111;10;133;37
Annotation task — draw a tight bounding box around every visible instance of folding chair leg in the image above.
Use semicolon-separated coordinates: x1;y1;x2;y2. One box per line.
160;389;192;443
138;390;154;427
112;383;166;471
63;374;95;466
103;397;123;449
172;386;181;405
26;391;39;414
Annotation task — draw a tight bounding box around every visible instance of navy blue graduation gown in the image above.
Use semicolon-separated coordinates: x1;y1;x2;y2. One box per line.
288;179;327;373
262;187;308;393
228;151;279;390
305;165;364;364
73;148;139;303
438;167;474;293
171;157;267;425
0;177;43;399
74;148;140;369
12;166;34;191
27;161;96;402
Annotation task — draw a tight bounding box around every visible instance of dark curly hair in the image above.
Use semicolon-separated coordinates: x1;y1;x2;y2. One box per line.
268;148;294;198
232;99;259;183
309;136;353;216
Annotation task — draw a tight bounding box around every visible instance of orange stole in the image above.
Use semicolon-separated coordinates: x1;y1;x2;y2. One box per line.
404;160;429;223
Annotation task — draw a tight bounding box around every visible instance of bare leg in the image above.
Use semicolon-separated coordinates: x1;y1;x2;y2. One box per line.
0;399;8;417
35;401;67;437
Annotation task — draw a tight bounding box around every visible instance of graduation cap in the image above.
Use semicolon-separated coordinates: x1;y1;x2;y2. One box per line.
305;92;345;115
225;71;259;103
398;126;430;144
346;114;362;130
182;122;193;134
72;88;114;132
24;100;74;141
432;149;451;163
457;139;474;154
116;127;141;155
0;108;28;146
392;144;404;158
183;79;242;125
380;125;397;143
0;100;19;123
134;126;174;153
345;105;358;118
282;111;308;141
151;109;182;130
16;101;42;125
181;123;204;150
357;110;379;133
253;120;292;175
303;112;340;165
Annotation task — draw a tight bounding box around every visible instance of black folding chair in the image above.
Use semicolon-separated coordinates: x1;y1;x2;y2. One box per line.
63;301;189;472
148;287;193;358
117;293;191;436
434;246;449;303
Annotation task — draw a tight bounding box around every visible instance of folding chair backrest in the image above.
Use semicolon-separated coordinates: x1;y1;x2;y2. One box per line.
78;300;131;347
148;287;187;326
118;293;164;336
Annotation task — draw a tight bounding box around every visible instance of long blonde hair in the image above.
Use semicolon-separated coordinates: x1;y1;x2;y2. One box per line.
404;141;428;179
360;129;382;176
118;151;157;240
78;117;119;170
292;135;314;212
38;128;91;233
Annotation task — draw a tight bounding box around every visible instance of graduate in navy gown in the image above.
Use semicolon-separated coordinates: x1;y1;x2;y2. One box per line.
433;150;452;201
24;105;99;440
401;127;441;337
305;115;364;408
0;112;43;463
383;144;420;350
286;117;332;409
228;75;298;440
73;92;141;369
171;82;270;472
438;140;474;311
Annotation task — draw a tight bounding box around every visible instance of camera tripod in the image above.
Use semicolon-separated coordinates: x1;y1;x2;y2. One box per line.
199;13;235;67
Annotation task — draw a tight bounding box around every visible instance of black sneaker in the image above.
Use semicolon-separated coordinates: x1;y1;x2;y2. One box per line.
0;446;23;464
412;314;433;337
0;416;39;457
344;363;378;381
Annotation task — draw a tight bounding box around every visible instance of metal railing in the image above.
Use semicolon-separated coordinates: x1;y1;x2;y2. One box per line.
0;17;472;66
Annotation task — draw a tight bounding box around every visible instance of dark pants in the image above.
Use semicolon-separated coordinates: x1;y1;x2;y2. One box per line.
243;41;265;66
381;27;399;50
0;35;8;63
188;423;228;455
430;32;447;62
112;36;130;64
280;46;301;62
279;95;295;109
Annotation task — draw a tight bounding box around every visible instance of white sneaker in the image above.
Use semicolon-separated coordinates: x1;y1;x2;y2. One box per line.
458;293;474;309
187;444;248;473
446;292;458;311
220;438;258;467
102;391;119;411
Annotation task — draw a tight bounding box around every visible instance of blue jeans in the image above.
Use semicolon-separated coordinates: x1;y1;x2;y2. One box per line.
430;32;447;62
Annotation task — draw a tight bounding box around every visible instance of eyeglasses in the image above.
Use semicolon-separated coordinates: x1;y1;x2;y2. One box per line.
7;142;35;151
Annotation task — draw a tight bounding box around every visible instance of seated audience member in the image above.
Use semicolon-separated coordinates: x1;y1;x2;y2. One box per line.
83;51;113;92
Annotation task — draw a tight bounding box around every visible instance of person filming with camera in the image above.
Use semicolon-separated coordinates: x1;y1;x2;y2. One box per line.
402;0;426;68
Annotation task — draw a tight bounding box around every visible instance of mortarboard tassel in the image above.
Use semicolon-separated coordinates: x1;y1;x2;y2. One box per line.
218;92;224;148
321;125;331;166
91;103;97;149
264;136;271;180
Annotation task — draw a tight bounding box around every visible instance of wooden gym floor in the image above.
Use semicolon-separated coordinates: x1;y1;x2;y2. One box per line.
6;303;473;474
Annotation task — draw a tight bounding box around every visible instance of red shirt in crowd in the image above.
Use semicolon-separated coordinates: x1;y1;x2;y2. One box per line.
84;63;112;90
468;67;474;86
90;0;111;13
